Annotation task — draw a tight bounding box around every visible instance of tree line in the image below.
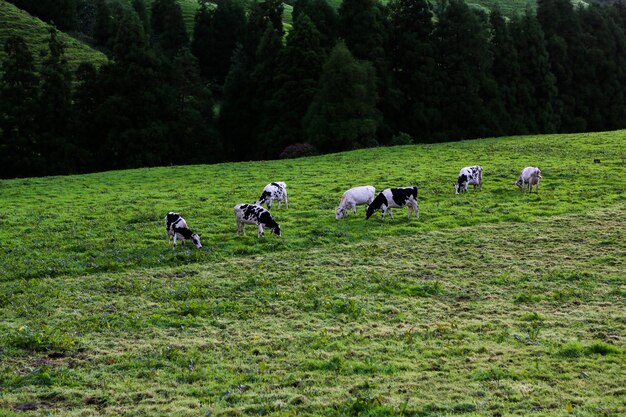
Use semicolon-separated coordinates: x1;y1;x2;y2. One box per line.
2;0;626;178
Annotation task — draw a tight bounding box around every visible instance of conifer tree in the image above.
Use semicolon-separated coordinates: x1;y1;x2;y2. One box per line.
220;45;258;160
0;35;39;178
293;0;338;49
151;0;189;57
511;10;559;133
257;14;325;158
209;0;247;83
37;27;73;174
191;2;215;80
304;41;380;152
433;0;498;140
387;0;437;140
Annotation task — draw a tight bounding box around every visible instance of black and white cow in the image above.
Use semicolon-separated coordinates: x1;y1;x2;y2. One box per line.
165;212;202;248
515;166;542;193
234;204;281;238
256;182;288;210
365;186;419;221
455;165;483;194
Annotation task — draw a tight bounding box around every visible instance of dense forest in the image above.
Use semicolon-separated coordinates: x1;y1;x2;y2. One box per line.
2;0;626;178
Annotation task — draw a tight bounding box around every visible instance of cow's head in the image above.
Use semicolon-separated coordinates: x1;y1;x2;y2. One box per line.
191;234;202;249
335;207;345;220
514;178;524;189
272;224;281;237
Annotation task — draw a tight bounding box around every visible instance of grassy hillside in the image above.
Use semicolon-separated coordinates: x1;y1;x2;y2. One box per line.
0;131;624;416
0;0;108;71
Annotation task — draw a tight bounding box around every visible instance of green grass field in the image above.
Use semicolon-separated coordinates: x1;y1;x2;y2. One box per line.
1;131;625;416
0;0;108;71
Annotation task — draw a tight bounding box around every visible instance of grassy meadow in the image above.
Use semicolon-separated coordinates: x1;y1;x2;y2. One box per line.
0;131;625;416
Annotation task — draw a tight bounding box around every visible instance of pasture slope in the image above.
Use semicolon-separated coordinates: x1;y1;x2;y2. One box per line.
0;131;624;416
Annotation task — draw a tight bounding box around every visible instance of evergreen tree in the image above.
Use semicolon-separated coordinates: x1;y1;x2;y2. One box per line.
132;0;151;36
537;0;582;131
338;0;386;65
304;41;380;153
433;0;498;140
151;0;189;57
72;62;100;171
220;45;258;160
245;0;284;59
37;27;73;174
191;2;215;80
0;35;39;178
257;14;325;158
293;0;338;49
511;10;559;133
489;7;519;134
386;0;437;140
208;0;247;84
93;0;114;47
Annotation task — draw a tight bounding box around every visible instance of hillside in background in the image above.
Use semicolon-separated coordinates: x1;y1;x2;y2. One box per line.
0;0;107;71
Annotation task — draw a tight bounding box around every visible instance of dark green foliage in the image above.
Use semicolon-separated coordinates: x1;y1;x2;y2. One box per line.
293;0;339;49
9;0;77;30
511;9;559;133
151;0;189;57
304;41;380;152
386;0;437;141
0;35;39;178
433;0;500;140
191;0;246;83
219;45;257;160
257;14;325;158
245;0;284;59
36;28;73;174
132;0;150;36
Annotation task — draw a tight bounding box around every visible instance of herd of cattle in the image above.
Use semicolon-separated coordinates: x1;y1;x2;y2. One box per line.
165;166;542;248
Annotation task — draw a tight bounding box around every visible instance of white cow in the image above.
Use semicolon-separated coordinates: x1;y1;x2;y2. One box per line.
256;182;288;210
336;186;376;219
515;166;542;193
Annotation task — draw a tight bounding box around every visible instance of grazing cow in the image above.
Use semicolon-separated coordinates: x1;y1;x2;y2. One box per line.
455;165;483;194
256;182;288;210
336;186;376;219
366;186;419;221
165;212;202;248
234;204;281;238
515;166;542;193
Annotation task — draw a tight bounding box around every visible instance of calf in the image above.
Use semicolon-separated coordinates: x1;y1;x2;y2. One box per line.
234;204;281;238
256;182;288;210
455;165;483;194
366;186;419;221
515;166;542;193
336;185;376;219
165;212;202;248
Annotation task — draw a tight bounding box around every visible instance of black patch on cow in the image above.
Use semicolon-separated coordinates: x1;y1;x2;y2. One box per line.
390;187;417;206
457;174;468;185
166;212;181;230
270;182;282;188
174;226;193;240
258;190;271;204
366;192;388;219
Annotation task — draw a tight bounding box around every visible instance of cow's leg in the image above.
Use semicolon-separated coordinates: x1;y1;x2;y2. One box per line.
388;208;394;219
236;221;241;237
415;202;420;218
284;193;288;209
258;224;264;238
407;205;413;219
173;234;178;246
535;180;539;193
352;203;357;215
